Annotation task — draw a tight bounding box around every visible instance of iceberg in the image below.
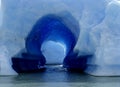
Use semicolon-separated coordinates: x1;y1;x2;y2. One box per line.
0;0;120;76
85;0;120;76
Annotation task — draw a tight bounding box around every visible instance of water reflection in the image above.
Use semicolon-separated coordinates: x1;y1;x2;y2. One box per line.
0;65;120;84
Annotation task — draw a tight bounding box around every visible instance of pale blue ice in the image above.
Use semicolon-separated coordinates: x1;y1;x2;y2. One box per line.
0;0;120;76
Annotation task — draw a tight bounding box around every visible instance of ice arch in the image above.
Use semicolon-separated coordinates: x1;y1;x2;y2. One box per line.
26;14;80;64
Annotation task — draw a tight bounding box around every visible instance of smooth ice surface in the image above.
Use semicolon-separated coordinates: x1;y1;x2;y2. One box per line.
0;0;120;75
41;41;67;64
0;0;2;26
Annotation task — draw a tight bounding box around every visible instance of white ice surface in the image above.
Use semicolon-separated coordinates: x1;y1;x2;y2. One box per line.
85;0;120;76
0;0;120;76
0;45;18;75
0;0;2;27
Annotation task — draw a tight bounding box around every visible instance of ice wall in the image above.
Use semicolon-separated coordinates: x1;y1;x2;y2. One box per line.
85;0;120;76
0;0;2;26
1;0;82;65
0;0;120;76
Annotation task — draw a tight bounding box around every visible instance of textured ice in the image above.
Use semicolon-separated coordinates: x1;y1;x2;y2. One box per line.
0;45;18;75
85;0;120;76
0;0;120;76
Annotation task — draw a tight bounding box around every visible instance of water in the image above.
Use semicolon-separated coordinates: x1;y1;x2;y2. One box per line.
0;65;120;87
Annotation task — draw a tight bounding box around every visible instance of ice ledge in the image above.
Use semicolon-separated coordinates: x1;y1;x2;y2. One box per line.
85;65;120;76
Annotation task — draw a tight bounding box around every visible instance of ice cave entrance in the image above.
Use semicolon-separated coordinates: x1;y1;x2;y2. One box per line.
25;14;78;64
